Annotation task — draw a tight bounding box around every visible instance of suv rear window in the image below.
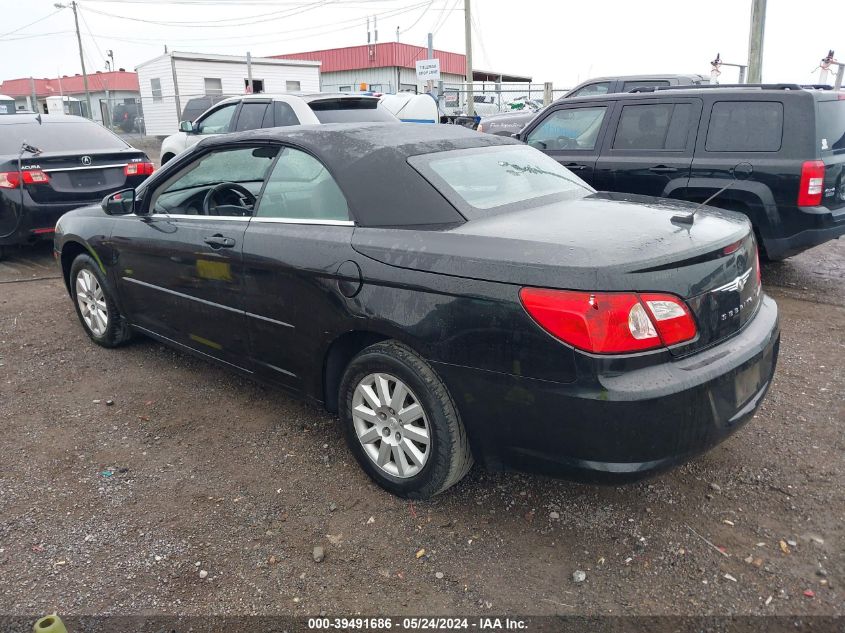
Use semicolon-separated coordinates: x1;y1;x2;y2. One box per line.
706;101;783;152
308;99;397;123
818;100;845;154
0;119;128;154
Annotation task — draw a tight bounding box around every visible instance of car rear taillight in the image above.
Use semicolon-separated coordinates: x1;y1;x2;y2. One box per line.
124;162;155;176
519;288;698;354
0;170;50;188
755;242;762;286
797;160;825;206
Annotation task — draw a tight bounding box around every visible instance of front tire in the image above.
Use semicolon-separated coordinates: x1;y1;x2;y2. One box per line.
69;254;133;347
339;341;473;498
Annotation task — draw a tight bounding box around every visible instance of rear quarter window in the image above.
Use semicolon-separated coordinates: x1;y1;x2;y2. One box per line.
705;101;783;152
817;99;845;154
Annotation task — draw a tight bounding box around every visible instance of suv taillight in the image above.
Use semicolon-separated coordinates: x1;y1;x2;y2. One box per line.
0;170;50;189
797;160;825;206
124;162;155;176
519;288;697;354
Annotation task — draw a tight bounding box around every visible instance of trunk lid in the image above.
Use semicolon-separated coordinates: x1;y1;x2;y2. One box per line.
352;192;762;355
6;149;148;204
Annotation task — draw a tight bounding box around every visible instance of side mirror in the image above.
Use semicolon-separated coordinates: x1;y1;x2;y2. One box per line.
179;120;194;133
511;132;522;142
101;188;136;215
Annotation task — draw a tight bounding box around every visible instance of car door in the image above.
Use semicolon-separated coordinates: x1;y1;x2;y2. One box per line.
187;101;240;149
596;98;701;198
110;143;279;370
522;103;614;186
240;145;357;392
231;99;272;132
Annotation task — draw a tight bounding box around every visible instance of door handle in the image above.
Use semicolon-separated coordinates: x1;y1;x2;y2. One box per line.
203;234;236;248
564;162;587;171
649;165;678;173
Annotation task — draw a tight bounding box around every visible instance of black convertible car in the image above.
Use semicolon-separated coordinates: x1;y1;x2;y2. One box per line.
55;124;780;498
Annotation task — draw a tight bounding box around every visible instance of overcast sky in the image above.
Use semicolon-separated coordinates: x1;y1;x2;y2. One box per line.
1;0;843;89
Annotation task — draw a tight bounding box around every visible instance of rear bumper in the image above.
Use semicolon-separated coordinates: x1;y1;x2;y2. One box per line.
0;195;96;247
433;294;780;482
764;205;845;259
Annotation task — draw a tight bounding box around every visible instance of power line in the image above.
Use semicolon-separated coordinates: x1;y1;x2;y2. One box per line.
0;8;63;39
398;0;435;35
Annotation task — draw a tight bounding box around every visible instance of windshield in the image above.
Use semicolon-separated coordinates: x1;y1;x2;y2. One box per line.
0;119;128;154
309;99;397;123
410;145;594;216
818;99;845;154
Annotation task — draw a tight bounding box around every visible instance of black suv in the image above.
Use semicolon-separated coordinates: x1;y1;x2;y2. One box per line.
515;84;845;260
479;74;707;137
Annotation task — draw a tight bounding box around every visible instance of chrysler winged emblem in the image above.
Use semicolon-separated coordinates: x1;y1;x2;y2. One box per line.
713;268;752;293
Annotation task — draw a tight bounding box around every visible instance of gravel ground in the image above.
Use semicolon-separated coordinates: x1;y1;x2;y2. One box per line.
0;239;842;619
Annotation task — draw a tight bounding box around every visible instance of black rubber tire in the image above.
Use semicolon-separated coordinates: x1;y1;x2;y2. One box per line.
339;340;473;499
69;254;133;348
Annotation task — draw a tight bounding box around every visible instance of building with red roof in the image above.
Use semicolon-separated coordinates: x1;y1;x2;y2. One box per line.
274;42;530;95
0;71;140;126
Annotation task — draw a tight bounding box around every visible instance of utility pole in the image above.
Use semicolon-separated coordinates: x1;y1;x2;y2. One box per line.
464;0;474;116
55;2;93;119
746;0;767;83
246;51;253;93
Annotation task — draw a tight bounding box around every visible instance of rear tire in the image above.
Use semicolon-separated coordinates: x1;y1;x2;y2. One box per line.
69;254;133;348
339;340;473;499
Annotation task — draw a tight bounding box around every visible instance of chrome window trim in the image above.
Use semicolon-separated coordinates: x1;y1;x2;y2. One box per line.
148;213;251;221
43;163;129;173
251;217;354;226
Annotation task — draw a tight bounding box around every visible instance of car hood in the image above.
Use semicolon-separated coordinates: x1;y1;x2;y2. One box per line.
351;192;752;298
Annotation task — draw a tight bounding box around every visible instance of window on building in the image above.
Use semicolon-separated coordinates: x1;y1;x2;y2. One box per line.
399;84;418;94
204;78;223;96
705;101;784;152
286;80;301;92
339;85;353;93
369;84;384;92
150;78;162;103
244;78;264;94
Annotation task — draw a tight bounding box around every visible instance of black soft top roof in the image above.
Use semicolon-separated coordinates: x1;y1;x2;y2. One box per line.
200;123;522;227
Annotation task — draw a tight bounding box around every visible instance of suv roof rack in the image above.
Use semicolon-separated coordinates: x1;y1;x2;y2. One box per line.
628;83;807;93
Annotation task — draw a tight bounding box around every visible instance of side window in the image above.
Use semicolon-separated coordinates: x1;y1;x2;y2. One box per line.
196;103;238;134
613;103;689;150
621;80;670;92
570;82;612;98
256;148;349;222
706;101;784;152
526;106;608;151
273;101;300;127
233;102;269;132
286;80;301;92
152;146;279;217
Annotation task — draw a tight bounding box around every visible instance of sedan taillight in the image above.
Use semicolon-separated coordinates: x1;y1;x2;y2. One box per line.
519;288;697;354
0;169;50;189
124;162;155;176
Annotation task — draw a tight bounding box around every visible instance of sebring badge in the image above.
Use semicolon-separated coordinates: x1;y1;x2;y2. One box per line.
80;155;92;166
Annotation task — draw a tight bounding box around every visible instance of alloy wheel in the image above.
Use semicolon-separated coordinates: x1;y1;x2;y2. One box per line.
351;372;431;478
75;269;109;337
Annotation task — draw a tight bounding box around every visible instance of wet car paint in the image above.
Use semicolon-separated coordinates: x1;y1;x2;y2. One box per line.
55;124;780;480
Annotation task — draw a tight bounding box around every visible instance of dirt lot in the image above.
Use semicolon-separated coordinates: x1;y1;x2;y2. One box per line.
0;239;842;620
